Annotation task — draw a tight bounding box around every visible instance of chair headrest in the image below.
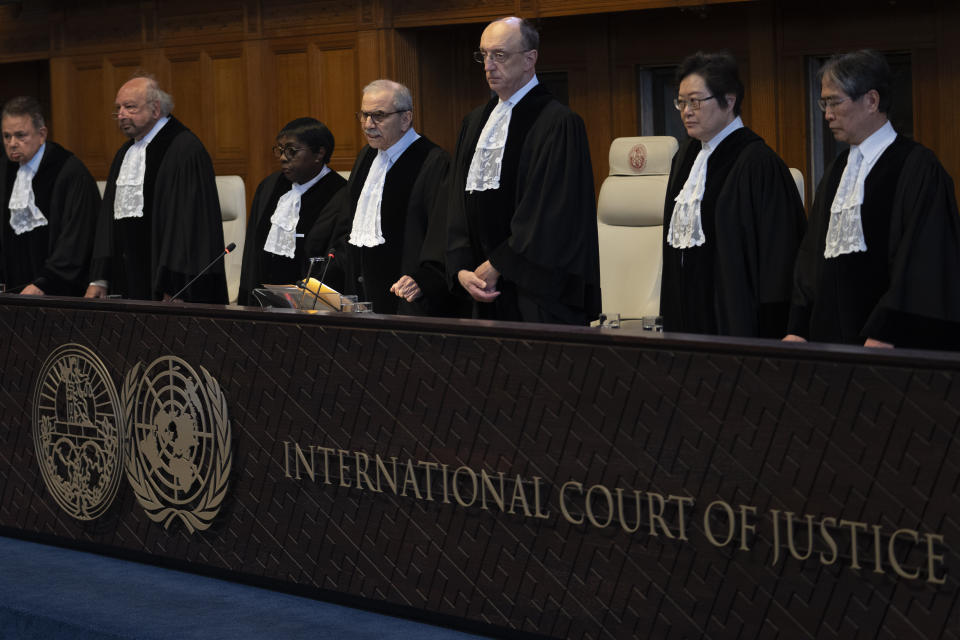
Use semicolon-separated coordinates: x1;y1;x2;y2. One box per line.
608;136;678;176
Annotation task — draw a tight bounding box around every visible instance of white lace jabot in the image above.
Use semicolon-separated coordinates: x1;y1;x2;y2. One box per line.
114;116;169;220
264;167;329;258
8;144;47;235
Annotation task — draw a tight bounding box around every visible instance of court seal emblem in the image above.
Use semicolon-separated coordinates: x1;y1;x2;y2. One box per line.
123;356;232;533
629;143;648;172
32;344;125;520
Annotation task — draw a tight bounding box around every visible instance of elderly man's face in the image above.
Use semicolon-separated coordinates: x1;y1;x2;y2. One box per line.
113;78;162;140
676;73;736;143
479;20;536;101
1;114;46;165
820;75;876;146
359;89;410;150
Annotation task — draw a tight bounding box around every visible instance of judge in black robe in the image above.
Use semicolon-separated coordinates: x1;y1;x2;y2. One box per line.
788;137;960;348
309;79;458;317
238;118;347;306
660;52;806;338
447;18;600;325
88;76;226;304
317;140;453;316
661;128;806;337
0;140;100;295
787;49;960;349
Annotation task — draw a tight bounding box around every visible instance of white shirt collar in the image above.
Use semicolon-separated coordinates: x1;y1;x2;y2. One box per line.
501;74;539;108
382;126;421;166
703;116;743;152
293;165;330;192
853;120;896;166
23;143;45;174
134;115;170;147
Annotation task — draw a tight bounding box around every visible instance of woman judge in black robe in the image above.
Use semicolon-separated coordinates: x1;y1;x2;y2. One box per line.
238;118;347;306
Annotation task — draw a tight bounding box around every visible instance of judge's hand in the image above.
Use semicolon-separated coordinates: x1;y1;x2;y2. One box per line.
85;284;108;299
474;260;500;290
390;275;422;302
782;334;807;343
864;337;894;348
20;284;44;296
458;269;500;303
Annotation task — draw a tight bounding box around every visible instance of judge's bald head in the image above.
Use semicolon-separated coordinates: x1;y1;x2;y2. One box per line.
113;73;174;141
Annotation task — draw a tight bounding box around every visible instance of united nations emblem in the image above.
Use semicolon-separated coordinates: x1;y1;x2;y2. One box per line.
32;344;124;520
123;356;231;533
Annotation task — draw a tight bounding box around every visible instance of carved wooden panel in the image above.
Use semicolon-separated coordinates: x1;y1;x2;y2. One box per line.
316;47;361;167
157;0;246;45
261;0;359;37
0;4;50;58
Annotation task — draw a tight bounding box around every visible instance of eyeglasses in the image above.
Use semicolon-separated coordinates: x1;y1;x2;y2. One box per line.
673;96;716;111
473;49;530;64
272;144;305;160
356;110;405;125
110;102;146;119
817;96;851;112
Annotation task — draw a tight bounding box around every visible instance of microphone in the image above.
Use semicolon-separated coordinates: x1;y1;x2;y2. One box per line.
298;249;335;311
318;249;335;289
169;243;236;303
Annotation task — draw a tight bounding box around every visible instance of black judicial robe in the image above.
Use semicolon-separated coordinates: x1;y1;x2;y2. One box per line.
446;84;601;325
660;127;806;338
0;142;100;295
314;136;457;316
788;136;960;348
90;117;227;304
237;169;347;306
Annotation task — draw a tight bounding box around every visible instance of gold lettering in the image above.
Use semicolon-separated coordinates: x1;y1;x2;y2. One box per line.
704;500;735;547
316;446;335;485
838;519;867;569
375;455;397;494
508;475;532;517
785;512;815;560
559;481;584;525
888;528;920;580
283;441;292;478
480;470;505;511
586;484;614;528
440;463;450;504
615;488;642;534
292;443;314;481
647;492;675;539
671;495;695;541
871;525;884;574
420;462;438;501
925;533;946;585
738;504;756;550
400;460;422;499
532;476;550;519
770;509;781;566
355;451;377;492
453;466;477;507
819;517;838;565
337;449;352;488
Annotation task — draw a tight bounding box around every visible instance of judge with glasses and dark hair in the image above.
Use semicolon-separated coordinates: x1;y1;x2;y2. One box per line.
237;117;346;305
785;49;960;349
308;79;458;316
660;51;806;337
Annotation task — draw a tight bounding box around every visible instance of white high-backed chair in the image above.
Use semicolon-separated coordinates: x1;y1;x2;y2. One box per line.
596;136;678;327
216;175;246;304
789;168;805;207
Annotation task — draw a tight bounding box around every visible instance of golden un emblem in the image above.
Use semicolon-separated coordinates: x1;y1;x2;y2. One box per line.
32;344;124;520
123;356;232;533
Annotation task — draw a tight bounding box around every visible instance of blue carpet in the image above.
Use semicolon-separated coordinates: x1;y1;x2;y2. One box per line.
0;536;488;639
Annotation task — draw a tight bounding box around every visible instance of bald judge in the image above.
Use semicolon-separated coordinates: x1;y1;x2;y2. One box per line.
447;17;600;325
86;74;227;303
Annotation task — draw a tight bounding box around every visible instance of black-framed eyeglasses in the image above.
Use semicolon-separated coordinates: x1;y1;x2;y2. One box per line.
673;96;717;112
817;96;851;112
473;49;530;64
356;110;405;125
272;144;305;160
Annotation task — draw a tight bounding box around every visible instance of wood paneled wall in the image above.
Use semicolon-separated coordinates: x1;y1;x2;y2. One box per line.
0;0;956;211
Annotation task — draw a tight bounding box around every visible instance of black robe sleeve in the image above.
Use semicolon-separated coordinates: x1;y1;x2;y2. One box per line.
237;172;282;306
